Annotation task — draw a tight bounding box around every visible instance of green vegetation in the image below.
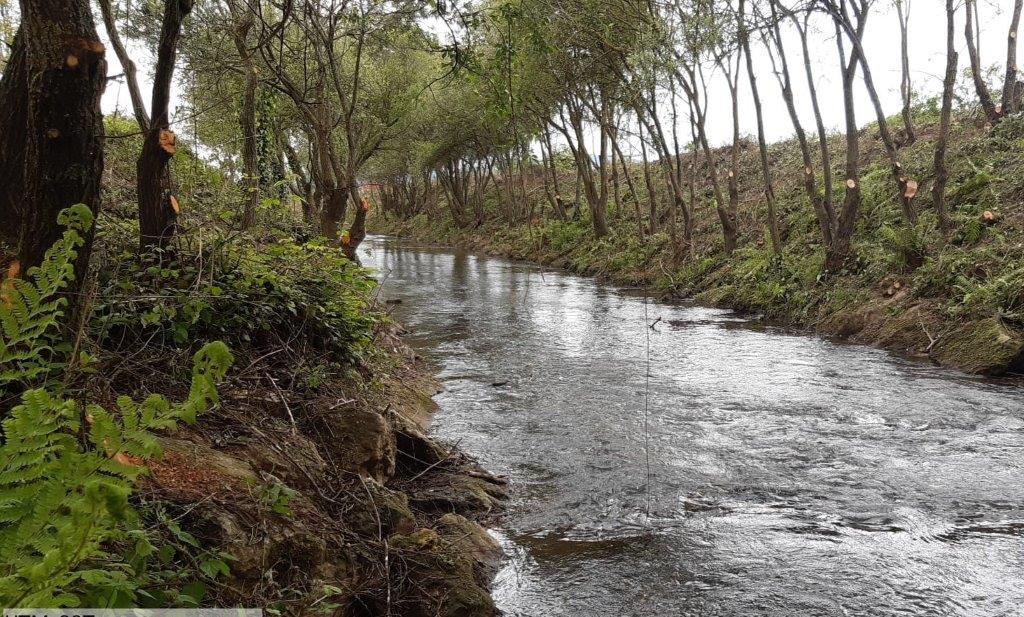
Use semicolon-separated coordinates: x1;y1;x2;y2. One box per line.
0;206;233;606
0;0;1022;613
373;106;1024;375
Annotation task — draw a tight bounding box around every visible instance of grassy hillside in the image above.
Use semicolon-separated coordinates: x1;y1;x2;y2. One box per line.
371;108;1024;375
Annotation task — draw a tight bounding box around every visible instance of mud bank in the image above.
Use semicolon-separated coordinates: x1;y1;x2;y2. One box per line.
369;219;1023;377
139;326;507;616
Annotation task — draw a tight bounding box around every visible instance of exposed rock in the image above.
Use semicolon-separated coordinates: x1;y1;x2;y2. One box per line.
346;476;417;537
393;410;451;470
226;434;329;494
435;513;502;584
931;317;1024;375
315;404;396;481
408;474;507;514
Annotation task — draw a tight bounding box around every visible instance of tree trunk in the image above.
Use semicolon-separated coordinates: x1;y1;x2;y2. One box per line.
229;2;258;230
826;17;863;273
678;66;736;254
933;0;958;231
768;3;831;246
741;8;781;254
5;0;105;305
1004;0;1023;116
138;0;194;251
98;0;149;131
896;0;915;145
0;29;27;246
638;128;658;237
343;183;367;263
795;10;836;240
964;0;1000;125
830;1;919;227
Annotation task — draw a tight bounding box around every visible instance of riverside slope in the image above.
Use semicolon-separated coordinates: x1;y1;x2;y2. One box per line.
370;214;1024;377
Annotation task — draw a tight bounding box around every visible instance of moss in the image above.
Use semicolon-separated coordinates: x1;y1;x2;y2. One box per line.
931;318;1024;375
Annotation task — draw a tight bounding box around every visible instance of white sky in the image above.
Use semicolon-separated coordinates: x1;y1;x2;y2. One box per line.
99;1;1019;157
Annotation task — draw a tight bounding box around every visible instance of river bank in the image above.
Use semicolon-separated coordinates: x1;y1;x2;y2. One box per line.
133;322;507;615
369;215;1024;376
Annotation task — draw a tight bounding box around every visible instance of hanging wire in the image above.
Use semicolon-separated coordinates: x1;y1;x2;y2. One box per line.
642;281;653;528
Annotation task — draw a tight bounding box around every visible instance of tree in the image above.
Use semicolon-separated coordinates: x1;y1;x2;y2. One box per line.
0;0;106;318
964;0;1000;125
740;0;781;254
826;0;867;272
137;0;194;251
1004;0;1023;116
895;0;915;145
932;0;958;231
764;0;833;247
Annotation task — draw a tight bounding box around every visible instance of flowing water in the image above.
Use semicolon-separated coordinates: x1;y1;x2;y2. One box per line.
362;235;1024;617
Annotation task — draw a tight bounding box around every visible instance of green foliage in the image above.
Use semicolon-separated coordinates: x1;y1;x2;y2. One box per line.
131;504;236;608
258;481;297;518
93;236;379;363
0;207;234;607
948;162;1001;211
879;221;931;271
0;342;231;607
1;205;93;390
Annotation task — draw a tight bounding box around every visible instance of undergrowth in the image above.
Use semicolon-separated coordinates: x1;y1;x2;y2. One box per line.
0;207;233;607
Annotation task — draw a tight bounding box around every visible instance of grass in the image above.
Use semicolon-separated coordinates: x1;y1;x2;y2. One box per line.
370;105;1024;375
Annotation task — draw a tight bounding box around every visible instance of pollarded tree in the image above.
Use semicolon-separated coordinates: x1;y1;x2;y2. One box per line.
97;0;196;251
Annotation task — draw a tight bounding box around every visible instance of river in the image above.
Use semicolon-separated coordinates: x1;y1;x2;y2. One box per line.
362;234;1024;617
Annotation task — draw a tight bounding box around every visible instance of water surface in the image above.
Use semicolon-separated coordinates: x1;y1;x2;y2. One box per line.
362;235;1024;617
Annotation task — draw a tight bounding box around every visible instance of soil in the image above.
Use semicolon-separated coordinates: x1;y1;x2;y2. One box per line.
135;326;507;616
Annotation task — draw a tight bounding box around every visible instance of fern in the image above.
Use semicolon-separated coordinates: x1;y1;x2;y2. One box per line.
0;341;233;607
1;205;93;390
0;206;235;606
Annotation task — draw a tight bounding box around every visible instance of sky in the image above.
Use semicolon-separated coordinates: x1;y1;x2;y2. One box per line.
98;1;1020;159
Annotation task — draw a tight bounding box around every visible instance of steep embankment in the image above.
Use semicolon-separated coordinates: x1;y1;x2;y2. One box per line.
137;329;507;615
371;112;1024;376
66;123;511;615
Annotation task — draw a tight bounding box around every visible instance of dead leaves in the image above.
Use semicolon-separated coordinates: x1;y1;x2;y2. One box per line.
1;260;20;309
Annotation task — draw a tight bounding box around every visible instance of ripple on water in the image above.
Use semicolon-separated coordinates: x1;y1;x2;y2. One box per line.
364;236;1024;617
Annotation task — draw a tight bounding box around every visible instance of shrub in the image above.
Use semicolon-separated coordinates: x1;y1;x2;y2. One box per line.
92;236;379;363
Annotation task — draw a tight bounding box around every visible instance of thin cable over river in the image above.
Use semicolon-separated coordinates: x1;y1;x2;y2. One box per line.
363;235;1024;617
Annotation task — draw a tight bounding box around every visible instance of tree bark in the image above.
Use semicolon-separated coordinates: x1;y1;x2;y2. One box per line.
794;10;836;240
767;2;831;246
229;1;258;230
964;0;1000;125
138;0;194;251
896;0;915;145
1004;0;1023;116
98;0;149;131
826;13;863;273
6;0;106;302
828;0;919;227
0;29;27;246
741;4;781;254
933;0;958;231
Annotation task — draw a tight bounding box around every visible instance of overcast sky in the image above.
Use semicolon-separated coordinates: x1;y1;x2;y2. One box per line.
100;1;1019;158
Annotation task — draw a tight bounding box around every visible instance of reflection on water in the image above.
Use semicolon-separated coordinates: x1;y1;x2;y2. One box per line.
362;236;1024;617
